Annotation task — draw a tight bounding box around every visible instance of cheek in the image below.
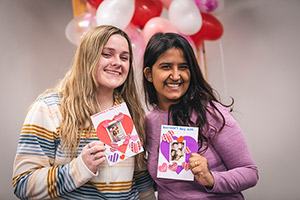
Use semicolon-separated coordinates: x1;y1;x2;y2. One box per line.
123;63;130;75
183;72;191;84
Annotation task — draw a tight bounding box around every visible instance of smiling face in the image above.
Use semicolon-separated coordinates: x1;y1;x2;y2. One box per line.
144;48;191;110
95;34;130;92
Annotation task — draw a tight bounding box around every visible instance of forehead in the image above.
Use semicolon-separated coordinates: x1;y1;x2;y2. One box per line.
156;48;185;62
104;34;129;52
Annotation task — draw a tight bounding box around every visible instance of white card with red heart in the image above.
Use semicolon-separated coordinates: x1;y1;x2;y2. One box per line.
91;102;143;166
157;125;198;181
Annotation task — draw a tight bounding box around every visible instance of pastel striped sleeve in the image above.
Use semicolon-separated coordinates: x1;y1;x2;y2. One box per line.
134;165;156;200
12;97;96;199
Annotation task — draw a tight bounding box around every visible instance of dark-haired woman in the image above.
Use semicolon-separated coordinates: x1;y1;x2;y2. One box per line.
143;32;258;200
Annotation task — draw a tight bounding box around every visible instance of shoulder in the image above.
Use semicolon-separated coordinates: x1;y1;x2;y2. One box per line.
145;107;158;121
36;92;62;107
145;107;163;134
206;101;236;125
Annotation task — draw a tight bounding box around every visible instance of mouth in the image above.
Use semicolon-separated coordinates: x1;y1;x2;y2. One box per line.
104;69;121;75
165;83;181;87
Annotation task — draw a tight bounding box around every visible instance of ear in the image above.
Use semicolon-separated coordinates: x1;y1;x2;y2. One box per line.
143;67;153;82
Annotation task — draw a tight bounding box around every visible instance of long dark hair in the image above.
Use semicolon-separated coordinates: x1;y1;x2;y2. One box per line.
143;32;233;152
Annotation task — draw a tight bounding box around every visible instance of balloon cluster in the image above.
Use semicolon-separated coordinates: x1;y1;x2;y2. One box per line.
65;0;224;68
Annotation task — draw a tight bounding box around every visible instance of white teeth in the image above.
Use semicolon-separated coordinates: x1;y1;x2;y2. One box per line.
166;83;180;87
106;70;120;75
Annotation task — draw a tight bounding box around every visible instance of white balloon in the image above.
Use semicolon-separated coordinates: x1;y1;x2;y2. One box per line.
168;0;202;35
96;0;135;30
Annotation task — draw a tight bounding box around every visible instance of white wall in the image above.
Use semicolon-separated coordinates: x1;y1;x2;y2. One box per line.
206;1;300;199
0;1;75;199
1;0;299;199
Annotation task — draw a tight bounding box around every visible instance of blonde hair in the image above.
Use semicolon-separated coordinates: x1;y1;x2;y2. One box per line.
39;25;146;168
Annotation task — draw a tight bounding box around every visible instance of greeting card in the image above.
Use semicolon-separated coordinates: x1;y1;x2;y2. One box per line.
91;102;143;165
157;125;198;181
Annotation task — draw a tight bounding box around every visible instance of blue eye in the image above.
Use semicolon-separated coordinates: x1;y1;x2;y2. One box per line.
121;56;129;61
102;53;111;57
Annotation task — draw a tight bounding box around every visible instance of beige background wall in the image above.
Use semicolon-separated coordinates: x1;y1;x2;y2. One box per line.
1;0;299;199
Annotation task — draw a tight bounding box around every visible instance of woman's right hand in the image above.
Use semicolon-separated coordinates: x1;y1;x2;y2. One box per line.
82;141;106;174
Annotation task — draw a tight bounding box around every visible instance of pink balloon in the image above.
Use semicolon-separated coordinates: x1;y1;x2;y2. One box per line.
142;17;178;44
195;0;223;14
65;12;97;46
86;2;97;16
160;0;172;9
125;23;145;68
211;0;224;16
180;34;198;57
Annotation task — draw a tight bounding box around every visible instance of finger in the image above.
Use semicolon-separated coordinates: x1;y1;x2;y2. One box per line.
95;156;106;165
94;152;106;160
190;153;199;157
88;141;105;148
92;144;106;153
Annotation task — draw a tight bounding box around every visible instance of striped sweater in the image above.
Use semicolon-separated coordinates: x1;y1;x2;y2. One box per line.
12;93;155;200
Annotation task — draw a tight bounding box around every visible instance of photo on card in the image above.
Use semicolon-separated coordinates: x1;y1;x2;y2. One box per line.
170;140;186;163
106;120;126;145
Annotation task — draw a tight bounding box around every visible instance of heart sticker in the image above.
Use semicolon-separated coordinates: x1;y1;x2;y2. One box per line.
177;136;184;143
169;162;178;171
182;162;189;171
158;163;168;172
120;154;125;159
130;134;139;141
97;113;133;153
184;146;191;154
129;141;142;153
108;153;119;163
161;130;175;143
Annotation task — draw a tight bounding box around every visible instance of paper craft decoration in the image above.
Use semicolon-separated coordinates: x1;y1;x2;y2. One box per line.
91;102;143;165
157;125;198;181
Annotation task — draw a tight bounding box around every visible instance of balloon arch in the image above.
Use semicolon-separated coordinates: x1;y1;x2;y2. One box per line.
67;0;224;78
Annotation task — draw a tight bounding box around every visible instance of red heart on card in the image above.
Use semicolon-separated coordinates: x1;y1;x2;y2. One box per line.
97;114;133;153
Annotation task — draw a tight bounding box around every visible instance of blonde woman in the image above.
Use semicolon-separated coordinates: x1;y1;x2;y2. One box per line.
12;25;155;200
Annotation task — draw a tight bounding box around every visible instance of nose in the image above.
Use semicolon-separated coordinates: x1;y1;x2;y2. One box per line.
112;55;121;66
170;67;180;80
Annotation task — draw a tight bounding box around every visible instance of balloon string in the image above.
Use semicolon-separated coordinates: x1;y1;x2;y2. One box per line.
197;44;208;80
218;40;229;102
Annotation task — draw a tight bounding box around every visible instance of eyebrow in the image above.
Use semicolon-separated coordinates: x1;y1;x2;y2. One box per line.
158;62;188;66
103;47;129;54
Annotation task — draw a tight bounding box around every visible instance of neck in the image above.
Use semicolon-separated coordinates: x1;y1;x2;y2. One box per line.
97;89;114;111
157;102;171;111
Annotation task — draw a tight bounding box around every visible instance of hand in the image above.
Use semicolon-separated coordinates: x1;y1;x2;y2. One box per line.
188;153;214;187
82;141;106;174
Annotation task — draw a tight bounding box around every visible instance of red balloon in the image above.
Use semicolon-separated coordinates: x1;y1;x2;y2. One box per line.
131;0;163;29
190;13;224;47
87;0;104;8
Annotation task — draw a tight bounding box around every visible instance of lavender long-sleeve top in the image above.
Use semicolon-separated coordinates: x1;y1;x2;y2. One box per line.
146;103;258;200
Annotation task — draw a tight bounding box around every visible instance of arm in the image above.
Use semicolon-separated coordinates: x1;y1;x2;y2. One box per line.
205;105;259;193
12;98;97;199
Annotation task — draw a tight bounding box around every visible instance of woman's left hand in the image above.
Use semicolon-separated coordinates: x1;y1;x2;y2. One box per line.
188;153;214;187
